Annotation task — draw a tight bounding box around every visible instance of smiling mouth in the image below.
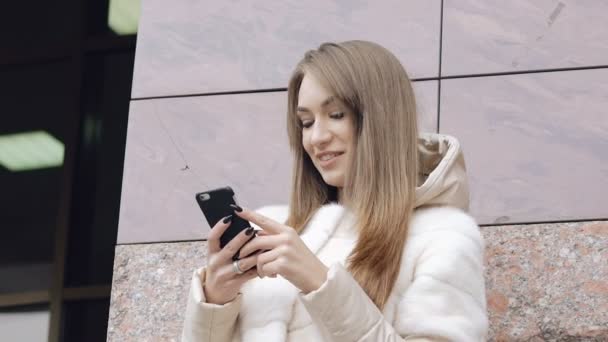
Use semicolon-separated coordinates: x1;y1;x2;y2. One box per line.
317;152;344;167
319;152;343;161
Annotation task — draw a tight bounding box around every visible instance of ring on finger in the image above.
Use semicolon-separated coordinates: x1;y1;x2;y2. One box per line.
232;260;245;275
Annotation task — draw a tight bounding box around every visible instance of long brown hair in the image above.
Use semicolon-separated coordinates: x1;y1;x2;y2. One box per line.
286;40;419;309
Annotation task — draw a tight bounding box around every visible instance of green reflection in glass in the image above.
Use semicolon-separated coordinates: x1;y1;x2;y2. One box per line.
108;0;140;35
0;131;65;171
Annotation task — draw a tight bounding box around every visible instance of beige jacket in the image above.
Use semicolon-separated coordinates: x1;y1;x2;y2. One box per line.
181;133;488;341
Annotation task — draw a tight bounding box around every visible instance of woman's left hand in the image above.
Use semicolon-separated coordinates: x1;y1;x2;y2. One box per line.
235;206;329;294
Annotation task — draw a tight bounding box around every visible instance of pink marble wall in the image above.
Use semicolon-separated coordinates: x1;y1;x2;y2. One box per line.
442;0;608;75
441;69;608;225
119;0;608;240
132;0;440;98
118;84;437;243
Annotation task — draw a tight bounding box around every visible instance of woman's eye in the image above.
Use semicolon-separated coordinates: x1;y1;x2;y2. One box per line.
330;112;345;119
301;121;313;129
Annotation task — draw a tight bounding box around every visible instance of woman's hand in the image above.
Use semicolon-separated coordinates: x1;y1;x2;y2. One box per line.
203;216;260;305
234;206;329;294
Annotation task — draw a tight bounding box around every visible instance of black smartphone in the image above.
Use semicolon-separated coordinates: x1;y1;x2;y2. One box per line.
195;186;253;251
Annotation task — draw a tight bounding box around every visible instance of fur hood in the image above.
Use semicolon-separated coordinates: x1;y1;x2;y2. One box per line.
415;132;470;210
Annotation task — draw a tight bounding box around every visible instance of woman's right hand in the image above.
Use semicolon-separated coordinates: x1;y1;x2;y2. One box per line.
203;215;259;305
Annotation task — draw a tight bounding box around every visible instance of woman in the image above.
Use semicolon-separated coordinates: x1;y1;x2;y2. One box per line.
182;40;488;341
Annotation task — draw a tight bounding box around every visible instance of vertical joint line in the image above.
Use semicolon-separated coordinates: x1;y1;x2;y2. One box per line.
437;0;444;133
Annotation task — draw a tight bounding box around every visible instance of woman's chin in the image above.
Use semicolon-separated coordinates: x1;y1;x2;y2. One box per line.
321;174;344;188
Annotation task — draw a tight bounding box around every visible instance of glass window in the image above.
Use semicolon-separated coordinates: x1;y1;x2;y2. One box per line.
0;3;77;61
0;62;74;294
64;52;135;287
0;304;50;342
61;299;110;341
88;0;140;37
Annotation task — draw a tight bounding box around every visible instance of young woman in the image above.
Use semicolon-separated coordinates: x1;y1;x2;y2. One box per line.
182;40;488;341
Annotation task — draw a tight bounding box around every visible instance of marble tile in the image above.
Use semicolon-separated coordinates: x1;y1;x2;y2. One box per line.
118;84;437;244
442;0;608;75
107;221;608;341
415;81;439;134
484;221;608;341
440;69;608;225
118;92;291;244
132;0;440;98
108;241;208;342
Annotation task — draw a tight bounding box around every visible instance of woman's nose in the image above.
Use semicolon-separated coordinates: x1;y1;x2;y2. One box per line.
310;121;332;147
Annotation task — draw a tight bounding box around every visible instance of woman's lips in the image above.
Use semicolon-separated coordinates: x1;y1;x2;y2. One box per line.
318;152;343;168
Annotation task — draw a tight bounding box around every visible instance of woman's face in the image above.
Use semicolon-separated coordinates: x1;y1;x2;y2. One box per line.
296;73;356;189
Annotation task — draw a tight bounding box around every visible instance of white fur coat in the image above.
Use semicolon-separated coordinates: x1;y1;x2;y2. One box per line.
181;133;489;341
182;204;488;342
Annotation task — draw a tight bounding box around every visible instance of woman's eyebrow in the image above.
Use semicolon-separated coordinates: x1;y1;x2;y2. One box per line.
296;95;336;113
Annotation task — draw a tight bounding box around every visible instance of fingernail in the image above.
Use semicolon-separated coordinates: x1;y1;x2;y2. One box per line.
230;204;243;212
245;227;254;236
222;215;233;224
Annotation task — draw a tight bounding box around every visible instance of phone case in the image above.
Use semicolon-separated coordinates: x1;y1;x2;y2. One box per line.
195;186;252;249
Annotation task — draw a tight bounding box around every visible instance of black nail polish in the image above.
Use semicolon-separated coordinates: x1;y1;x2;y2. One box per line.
245;227;254;236
222;215;232;224
230;204;243;212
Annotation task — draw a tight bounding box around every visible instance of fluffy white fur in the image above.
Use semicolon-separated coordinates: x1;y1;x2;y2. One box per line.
232;204;488;342
238;204;346;342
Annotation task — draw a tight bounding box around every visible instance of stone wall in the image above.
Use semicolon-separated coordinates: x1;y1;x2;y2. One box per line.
108;221;607;341
109;1;608;340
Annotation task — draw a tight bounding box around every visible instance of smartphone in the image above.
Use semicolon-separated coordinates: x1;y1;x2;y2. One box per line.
195;186;253;251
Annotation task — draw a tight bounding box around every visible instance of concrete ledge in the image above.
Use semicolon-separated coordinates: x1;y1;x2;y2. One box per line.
108;220;607;341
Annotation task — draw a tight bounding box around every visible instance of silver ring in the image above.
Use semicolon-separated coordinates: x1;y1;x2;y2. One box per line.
232;260;245;275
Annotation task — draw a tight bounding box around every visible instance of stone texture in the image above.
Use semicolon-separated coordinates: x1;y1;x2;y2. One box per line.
132;0;440;98
108;221;608;341
118;84;437;244
440;69;608;225
484;221;608;341
107;241;208;342
442;0;608;75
